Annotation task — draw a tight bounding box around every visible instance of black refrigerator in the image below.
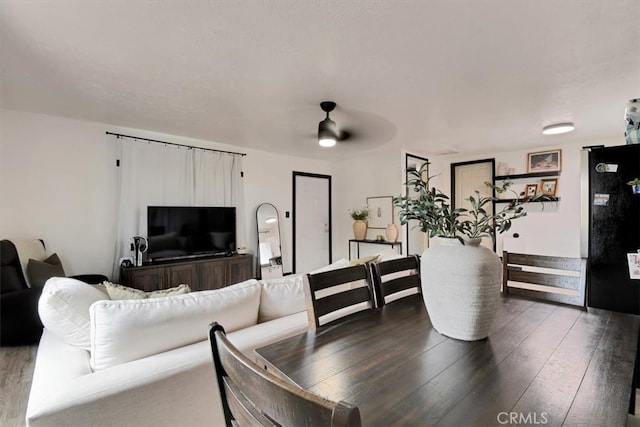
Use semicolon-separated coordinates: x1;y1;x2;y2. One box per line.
584;144;640;314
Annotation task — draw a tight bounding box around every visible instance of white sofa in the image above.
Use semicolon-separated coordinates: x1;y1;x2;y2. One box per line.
25;266;331;427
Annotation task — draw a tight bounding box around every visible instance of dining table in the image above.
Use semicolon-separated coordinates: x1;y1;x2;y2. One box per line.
255;293;640;426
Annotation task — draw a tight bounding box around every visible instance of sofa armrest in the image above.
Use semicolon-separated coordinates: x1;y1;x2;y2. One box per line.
27;331;223;427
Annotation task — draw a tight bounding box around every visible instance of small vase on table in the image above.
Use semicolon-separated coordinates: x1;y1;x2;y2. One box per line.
353;220;367;240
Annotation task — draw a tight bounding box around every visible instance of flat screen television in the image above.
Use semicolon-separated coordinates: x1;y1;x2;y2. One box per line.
147;206;236;261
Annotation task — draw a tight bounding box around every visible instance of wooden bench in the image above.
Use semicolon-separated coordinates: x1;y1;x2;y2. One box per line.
502;251;587;308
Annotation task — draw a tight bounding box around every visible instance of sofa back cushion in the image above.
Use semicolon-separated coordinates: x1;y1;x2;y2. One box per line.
38;277;109;350
89;279;262;371
258;275;306;322
1;239;27;293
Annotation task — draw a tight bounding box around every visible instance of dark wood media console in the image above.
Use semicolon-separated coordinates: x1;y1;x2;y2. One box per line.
120;254;254;292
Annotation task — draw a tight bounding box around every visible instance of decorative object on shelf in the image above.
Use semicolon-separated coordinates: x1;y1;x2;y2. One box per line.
540;178;558;197
366;196;393;229
394;162;542;341
385;223;398;243
625;98;640;145
525;183;538;200
627;178;640;194
348;207;369;240
496;162;509;176
527;149;562;173
493;179;513;199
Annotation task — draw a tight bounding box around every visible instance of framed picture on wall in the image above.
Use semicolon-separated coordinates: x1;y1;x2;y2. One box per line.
540;178;558;197
366;196;393;229
527;149;562;173
525;183;538;199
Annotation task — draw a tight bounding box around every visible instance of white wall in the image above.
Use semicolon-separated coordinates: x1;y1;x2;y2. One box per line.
0;109;333;278
242;151;333;274
0;110;118;277
2;108;625;279
332;148;408;260
429;137;624;258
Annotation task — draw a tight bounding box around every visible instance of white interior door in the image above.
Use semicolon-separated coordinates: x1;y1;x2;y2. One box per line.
452;160;495;250
293;172;331;273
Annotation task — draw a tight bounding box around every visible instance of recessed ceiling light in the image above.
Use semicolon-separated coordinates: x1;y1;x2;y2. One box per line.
542;123;575;135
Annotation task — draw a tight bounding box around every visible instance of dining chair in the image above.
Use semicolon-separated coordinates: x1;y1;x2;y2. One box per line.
370;255;422;307
303;264;375;329
502;251;587;308
209;322;362;427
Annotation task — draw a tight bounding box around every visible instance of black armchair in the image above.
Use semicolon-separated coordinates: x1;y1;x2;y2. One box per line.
0;239;108;346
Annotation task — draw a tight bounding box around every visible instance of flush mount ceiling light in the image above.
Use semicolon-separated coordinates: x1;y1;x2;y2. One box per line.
318;101;337;147
542;122;575;135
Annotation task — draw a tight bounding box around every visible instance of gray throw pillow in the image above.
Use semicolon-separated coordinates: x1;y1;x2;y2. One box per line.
27;253;66;288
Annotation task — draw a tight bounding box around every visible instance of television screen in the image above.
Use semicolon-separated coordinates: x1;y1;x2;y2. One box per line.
147;206;236;261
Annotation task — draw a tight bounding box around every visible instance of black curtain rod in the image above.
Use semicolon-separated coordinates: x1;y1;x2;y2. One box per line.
106;131;246;157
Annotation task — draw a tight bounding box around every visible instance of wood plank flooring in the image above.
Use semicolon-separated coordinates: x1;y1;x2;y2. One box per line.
0;345;37;427
0;342;638;426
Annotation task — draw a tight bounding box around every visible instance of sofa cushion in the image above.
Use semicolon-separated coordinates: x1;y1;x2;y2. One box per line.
310;258;350;274
89;279;261;371
103;282;191;300
27;253;66;288
258;275;306;322
38;277;108;350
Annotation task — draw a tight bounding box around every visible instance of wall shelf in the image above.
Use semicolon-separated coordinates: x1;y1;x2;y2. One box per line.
494;171;561;180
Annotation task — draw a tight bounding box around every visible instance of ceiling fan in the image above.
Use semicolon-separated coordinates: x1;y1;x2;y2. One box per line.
317;101;353;147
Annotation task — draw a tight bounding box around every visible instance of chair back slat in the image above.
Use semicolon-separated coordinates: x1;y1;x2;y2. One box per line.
370;255;421;307
304;264;375;329
502;251;587;308
313;287;373;318
209;323;361;427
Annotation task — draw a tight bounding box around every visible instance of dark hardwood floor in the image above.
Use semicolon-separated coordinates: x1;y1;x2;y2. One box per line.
0;342;638;426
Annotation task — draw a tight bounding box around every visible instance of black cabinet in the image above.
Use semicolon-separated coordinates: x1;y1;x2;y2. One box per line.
586;144;639;314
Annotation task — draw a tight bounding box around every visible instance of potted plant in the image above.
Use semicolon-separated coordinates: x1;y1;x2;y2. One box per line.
627;178;640;194
348;207;369;240
393;163;537;341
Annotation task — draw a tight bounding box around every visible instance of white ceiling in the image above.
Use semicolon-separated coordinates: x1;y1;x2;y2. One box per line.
1;1;639;160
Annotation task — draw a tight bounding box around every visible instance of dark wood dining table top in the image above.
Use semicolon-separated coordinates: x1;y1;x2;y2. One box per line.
255;293;640;426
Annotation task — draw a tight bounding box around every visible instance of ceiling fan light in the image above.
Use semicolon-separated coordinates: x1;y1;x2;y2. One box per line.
542;122;575;135
318;137;336;147
318;117;337;147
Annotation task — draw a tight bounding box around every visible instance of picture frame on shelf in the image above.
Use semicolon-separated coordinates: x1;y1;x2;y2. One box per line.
540;178;558;197
525;183;538;199
366;196;393;229
527;149;562;173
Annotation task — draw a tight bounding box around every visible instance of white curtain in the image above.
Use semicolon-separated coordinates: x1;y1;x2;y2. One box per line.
112;138;245;279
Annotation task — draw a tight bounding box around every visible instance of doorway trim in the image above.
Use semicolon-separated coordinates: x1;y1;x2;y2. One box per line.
404;153;430;256
292;171;332;273
450;158;496;251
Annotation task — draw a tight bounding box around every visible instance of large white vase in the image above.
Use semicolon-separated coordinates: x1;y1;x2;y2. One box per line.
420;237;501;341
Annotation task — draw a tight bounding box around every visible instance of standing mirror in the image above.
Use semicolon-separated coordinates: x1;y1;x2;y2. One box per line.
256;203;283;279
